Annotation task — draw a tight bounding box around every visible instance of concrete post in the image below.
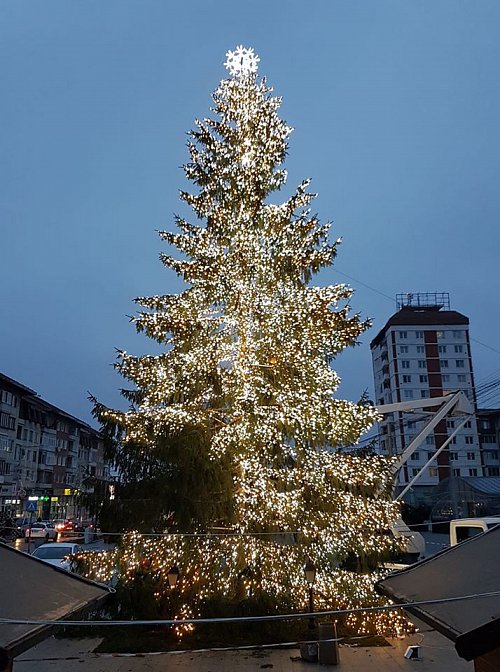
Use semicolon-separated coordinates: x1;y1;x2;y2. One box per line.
318;622;339;665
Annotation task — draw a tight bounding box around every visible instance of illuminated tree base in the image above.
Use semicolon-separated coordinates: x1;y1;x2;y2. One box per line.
75;532;412;640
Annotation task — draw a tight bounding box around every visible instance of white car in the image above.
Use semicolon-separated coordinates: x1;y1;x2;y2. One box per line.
24;522;58;542
31;542;83;570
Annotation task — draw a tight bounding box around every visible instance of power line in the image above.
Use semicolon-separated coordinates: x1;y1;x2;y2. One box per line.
331;267;500;357
2;589;500;627
332;268;395;303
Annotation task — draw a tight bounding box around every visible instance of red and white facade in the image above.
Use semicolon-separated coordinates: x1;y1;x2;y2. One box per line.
370;294;482;506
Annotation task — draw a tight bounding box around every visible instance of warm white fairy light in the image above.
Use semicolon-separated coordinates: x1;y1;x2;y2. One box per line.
90;47;409;638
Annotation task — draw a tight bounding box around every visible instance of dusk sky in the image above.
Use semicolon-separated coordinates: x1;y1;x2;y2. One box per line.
2;1;500;427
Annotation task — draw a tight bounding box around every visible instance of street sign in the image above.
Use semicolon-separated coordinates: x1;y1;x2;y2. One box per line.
25;500;37;513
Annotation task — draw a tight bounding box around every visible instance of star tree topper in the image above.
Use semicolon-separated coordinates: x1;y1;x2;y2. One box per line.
224;45;260;78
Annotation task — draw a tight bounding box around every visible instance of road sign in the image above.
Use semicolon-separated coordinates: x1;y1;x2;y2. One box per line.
25;500;37;513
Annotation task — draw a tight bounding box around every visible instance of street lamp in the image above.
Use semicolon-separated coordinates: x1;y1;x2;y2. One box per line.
167;564;180;628
167;564;179;589
304;559;316;631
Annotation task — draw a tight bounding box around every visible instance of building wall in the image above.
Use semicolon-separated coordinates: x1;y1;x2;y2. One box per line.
371;302;482;506
0;372;109;520
477;410;500;477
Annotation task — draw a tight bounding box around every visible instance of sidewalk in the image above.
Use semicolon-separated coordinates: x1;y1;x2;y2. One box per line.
14;621;472;671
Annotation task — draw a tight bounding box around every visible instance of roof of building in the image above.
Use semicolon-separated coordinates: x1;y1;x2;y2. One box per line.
460;476;500;495
370;307;469;349
0;543;110;664
476;408;500;417
376;525;500;661
0;372;37;396
0;370;102;437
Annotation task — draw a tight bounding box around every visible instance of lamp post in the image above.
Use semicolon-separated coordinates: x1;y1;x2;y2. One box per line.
304;559;316;631
167;564;180;626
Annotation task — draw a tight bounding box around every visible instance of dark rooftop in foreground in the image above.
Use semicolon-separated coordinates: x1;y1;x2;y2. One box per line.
0;543;110;669
376;525;500;662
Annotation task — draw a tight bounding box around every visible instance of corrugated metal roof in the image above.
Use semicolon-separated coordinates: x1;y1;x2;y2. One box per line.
461;477;500;494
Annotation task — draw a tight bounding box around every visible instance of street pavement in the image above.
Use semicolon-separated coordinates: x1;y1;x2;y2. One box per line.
14;619;472;671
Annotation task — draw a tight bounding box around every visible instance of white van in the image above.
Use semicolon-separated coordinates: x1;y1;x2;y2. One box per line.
449;517;500;546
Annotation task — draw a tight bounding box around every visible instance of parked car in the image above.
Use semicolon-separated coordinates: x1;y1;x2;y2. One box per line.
14;517;32;537
24;522;58;542
52;519;84;535
31;542;83;570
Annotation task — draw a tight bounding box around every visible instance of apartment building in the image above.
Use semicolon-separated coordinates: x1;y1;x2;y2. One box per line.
0;372;109;519
370;293;486;507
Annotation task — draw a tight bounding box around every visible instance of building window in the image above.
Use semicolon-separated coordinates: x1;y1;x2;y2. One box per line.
458;374;466;382
482;436;496;444
418;360;427;369
455;360;465;368
465;436;474;445
442;374;450;383
469;468;478;476
450;436;457;444
467;452;475;460
404;389;414;399
401;360;410;369
447;419;455;429
412;468;420;477
0;461;11;476
416;331;424;339
454;344;463;353
440;360;449;368
411;452;420;461
400;345;409;353
399;331;408;339
0;390;17;407
438;345;447;353
427;451;434;460
453;468;461;477
402;375;412;383
420;389;428;398
453;330;463;338
416;345;425;353
428;467;438;477
488;467;500;476
450;452;458;461
0;413;16;431
419;375;428;383
464;420;472;428
437;331;445;339
0;435;14;452
426;436;435;445
481;419;490;430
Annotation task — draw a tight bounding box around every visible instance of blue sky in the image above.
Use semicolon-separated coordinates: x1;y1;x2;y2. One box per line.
2;1;500;425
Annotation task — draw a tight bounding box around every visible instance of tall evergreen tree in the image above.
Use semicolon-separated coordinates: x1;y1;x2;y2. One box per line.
89;47;402;634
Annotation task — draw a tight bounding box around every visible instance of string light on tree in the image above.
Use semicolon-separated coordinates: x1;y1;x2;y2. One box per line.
89;46;407;637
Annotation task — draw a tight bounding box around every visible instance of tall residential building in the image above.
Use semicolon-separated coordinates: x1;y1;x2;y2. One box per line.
370;293;482;507
0;372;110;519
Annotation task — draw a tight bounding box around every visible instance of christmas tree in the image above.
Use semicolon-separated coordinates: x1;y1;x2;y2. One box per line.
87;46;404;637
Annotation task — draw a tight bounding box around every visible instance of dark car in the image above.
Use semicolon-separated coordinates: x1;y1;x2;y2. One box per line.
14;517;31;537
